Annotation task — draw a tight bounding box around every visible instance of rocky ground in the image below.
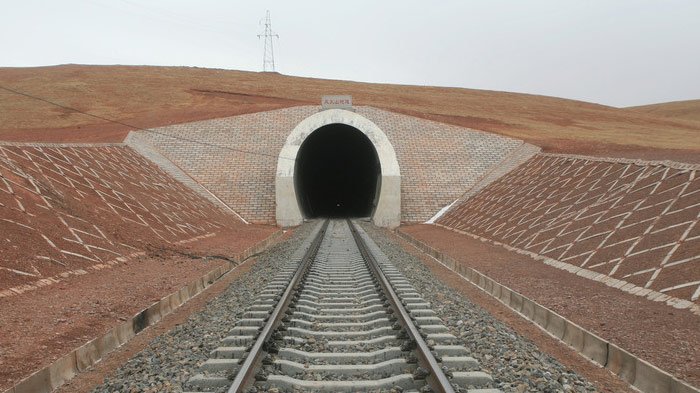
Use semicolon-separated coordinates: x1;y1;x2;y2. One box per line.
361;223;599;393
89;223;316;393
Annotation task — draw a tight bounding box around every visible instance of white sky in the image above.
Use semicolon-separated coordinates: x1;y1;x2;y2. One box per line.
1;0;699;107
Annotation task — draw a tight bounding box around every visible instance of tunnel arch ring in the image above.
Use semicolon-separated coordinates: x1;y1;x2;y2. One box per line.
276;109;401;228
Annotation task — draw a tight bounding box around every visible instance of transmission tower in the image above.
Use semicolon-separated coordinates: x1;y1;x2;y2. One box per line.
257;10;279;72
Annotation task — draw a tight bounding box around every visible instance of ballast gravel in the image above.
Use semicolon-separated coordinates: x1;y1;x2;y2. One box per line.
90;223;317;393
360;222;600;393
90;220;601;393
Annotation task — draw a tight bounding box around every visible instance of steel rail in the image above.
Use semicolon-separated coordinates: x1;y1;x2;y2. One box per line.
227;219;329;393
348;219;456;393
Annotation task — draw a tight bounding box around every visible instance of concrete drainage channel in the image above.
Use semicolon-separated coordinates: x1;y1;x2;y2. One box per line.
186;219;500;393
3;230;285;393
394;230;700;393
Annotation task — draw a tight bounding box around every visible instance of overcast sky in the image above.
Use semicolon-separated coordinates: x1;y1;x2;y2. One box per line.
1;0;699;107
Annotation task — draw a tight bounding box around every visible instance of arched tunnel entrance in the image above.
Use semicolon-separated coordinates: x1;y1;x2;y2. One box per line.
276;108;400;228
295;124;380;218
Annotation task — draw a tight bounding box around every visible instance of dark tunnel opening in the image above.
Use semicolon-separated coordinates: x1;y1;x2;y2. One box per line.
295;124;381;218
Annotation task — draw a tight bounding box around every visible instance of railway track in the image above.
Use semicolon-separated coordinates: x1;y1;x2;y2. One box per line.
186;219;500;393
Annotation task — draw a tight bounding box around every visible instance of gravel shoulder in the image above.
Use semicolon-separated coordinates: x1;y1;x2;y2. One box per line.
398;224;699;388
81;222;317;393
0;225;277;392
361;222;638;393
54;221;637;393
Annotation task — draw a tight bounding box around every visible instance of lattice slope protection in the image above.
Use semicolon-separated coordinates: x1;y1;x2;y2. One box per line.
438;154;700;304
0;144;241;296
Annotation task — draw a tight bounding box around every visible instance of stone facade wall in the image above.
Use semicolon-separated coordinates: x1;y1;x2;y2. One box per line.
132;106;528;224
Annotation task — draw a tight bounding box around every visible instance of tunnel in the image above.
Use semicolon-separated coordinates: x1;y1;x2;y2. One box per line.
294;123;381;218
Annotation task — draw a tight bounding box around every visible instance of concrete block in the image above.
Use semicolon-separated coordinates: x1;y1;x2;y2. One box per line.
545;311;566;339
520;297;536;319
115;320;135;345
460;267;472;281
159;295;173;316
633;356;673;393
672;378;700;393
457;262;468;275
491;281;502;299
484;277;494;294
444;256;456;270
75;339;100;371
168;291;183;309
607;343;637;383
498;285;511;305
533;303;548;328
509;291;523;313
13;368;50;393
96;329;119;358
562;321;584;351
179;286;191;303
205;270;216;285
48;352;77;390
477;273;487;289
581;330;608;366
187;281;199;297
145;301;162;324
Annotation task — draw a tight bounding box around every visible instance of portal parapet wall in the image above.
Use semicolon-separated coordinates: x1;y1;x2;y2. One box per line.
132;106;530;224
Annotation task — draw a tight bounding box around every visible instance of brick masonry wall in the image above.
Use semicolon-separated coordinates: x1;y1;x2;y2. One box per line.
124;132;240;218
132;106;529;224
437;153;700;306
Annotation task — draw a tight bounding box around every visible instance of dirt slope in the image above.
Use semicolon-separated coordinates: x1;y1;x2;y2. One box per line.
627;99;700;123
0;64;699;161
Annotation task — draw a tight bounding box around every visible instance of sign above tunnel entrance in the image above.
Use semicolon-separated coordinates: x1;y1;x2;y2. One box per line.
321;95;353;110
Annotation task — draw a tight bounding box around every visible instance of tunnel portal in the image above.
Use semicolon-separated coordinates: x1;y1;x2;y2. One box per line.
295;124;380;218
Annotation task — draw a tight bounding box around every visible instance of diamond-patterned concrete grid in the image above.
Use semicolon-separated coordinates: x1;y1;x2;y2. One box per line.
0;144;232;290
438;155;700;303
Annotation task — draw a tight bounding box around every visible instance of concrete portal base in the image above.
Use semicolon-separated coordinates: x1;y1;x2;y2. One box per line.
276;109;401;228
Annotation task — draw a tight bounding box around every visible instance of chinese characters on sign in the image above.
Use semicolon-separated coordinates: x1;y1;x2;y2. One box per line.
321;95;353;110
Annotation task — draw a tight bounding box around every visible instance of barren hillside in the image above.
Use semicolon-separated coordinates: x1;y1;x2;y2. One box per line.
1;64;698;161
627;99;700;123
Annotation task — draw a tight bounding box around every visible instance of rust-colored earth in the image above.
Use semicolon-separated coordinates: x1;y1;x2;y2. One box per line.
1;64;699;162
0;64;698;392
0;229;278;391
0;143;279;390
399;224;700;388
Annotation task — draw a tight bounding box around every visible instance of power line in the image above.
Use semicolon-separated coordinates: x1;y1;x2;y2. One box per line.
0;85;292;161
257;10;279;72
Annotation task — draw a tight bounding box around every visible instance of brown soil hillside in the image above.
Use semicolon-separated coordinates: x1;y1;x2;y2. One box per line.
1;64;698;161
627;99;700;123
